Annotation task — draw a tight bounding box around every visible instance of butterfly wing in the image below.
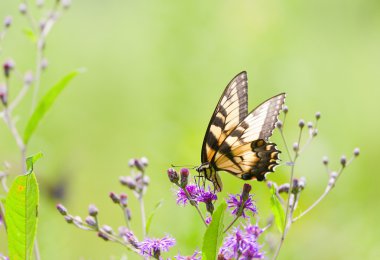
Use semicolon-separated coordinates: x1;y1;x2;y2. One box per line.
201;71;248;164
213;93;286;180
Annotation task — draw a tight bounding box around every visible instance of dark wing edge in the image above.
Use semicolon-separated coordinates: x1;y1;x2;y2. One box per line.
201;71;248;163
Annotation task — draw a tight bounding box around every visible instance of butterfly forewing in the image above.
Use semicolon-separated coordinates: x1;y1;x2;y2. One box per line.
201;71;248;164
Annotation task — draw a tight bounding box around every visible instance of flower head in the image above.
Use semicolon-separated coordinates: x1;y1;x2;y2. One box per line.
219;224;264;259
226;193;257;218
138;235;176;258
176;184;199;206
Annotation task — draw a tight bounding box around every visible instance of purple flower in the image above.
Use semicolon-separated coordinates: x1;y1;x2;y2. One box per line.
175;250;201;260
219;224;264;259
138;235;176;258
197;188;217;203
226;193;257;218
205;216;212;225
176;184;199;206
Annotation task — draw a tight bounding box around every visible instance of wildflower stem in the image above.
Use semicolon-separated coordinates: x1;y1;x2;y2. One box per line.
223;215;240;233
293;157;353;222
279;128;292;162
31;40;43;111
9;83;30;112
138;196;146;236
183;188;207;227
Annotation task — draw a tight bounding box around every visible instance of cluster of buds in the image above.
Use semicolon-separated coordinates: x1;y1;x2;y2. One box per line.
109;192;131;221
120;157;149;197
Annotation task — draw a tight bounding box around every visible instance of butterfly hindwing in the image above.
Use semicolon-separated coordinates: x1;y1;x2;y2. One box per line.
201;71;248;164
213;93;285;180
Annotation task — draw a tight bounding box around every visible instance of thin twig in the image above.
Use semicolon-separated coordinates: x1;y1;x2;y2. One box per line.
223;215;240;233
183;187;207;227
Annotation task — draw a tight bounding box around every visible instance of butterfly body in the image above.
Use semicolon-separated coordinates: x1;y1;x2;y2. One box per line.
197;71;285;192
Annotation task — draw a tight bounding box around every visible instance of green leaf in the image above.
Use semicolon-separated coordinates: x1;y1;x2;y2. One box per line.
202;202;227;260
22;28;37;43
145;200;163;235
26;152;43;174
270;186;285;233
23;70;83;144
5;171;39;260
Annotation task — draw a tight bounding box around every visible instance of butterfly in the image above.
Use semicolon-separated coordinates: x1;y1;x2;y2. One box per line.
195;71;286;192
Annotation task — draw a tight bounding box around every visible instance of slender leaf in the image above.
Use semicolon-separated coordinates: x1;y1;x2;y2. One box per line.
5;170;39;259
22;28;37;43
145;200;163;235
202;202;227;260
270;186;285;233
26;152;43;174
23;70;83;144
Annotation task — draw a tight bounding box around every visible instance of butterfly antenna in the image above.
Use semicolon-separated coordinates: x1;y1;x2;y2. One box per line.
171;164;197;169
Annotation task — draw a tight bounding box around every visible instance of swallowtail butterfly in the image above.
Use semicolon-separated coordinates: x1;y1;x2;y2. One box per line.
196;71;285;192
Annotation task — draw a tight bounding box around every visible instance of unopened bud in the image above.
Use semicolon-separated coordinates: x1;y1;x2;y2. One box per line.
140;157;148;167
109;192;120;204
4;16;12;28
340;155;347;167
36;0;44;8
24;71;34;85
98;232;109;241
125;230;138;247
307;122;313;129
128;159;135;167
322;156;329;165
56;203;68;215
85;216;96;227
143;175;150;186
180;168;189;187
88;204;98;217
353;148;360;157
120;194;128;207
315;112;321;120
64;215;73;223
206;202;214;214
242;183;252;201
73;216;83;224
276;120;283;129
61;0;71;9
278;183;290;193
125;208;132;221
293;142;299;152
19;3;27;14
282;105;288;114
298;177;306;189
298;119;305;128
41;58;48;70
134;159;145;171
312;129;318;137
102;225;113;234
3;60;14;78
119;176;136;189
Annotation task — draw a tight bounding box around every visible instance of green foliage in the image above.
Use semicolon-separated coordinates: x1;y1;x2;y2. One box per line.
5;154;42;260
202;202;227;260
145;199;163;235
270;186;285;233
23;70;83;144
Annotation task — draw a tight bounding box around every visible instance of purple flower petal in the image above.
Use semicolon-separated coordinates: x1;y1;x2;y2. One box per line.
138;235;176;257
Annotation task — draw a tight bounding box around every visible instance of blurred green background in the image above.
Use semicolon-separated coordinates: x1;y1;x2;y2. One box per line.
0;0;379;259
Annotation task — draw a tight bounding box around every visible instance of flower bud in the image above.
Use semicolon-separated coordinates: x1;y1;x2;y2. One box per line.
19;3;27;14
353;148;360;157
36;0;44;8
298;177;306;190
128;159;135;167
3;59;14;78
206;202;214;215
298;119;305;128
292;142;299;152
0;85;7;106
85;216;96;227
276;120;283;129
120;194;128;207
140;157;148;167
241;183;252;201
167;168;179;184
119;176;136;190
125;230;139;247
340;155;347;167
24;71;34;85
278;183;290;193
312;129;318;137
315;112;321;120
61;0;71;9
56;203;68;215
307;122;313;129
64;215;73;223
180;168;189;187
205;216;212;225
125;208;132;221
98;232;109;241
109;192;120;204
143;175;150;186
102;225;113;234
88;204;98;217
322;156;329;165
41;58;48;70
4;16;12;28
134;159;145;172
282;105;288;114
